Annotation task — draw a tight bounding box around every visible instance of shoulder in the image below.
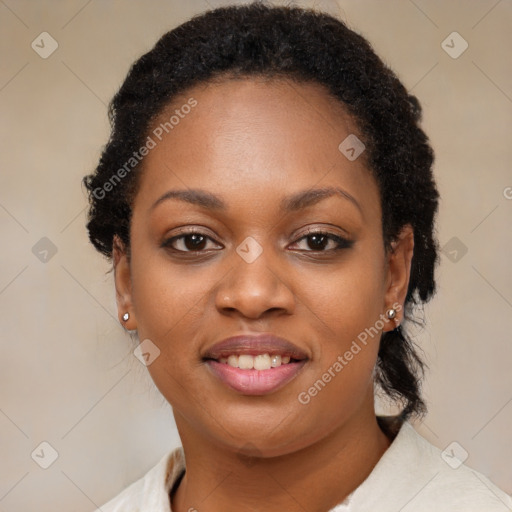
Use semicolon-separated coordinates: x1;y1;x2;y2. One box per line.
346;420;512;512
92;447;185;512
402;422;511;511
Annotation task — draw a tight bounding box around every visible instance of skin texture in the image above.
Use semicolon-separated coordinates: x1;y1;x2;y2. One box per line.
113;77;414;512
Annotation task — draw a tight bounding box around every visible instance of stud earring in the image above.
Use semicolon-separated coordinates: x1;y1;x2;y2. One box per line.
122;312;130;322
385;307;400;330
386;308;397;320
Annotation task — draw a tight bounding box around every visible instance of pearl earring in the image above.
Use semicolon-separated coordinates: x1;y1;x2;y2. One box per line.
122;312;130;322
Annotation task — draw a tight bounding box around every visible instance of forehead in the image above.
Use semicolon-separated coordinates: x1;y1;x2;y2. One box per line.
134;77;380;221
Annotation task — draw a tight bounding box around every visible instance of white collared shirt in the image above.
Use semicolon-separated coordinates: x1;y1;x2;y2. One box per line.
95;421;512;511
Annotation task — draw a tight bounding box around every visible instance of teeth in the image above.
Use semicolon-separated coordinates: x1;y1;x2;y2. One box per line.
238;355;254;369
220;353;294;370
254;354;271;370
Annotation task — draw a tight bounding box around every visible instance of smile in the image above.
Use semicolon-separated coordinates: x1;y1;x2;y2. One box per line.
218;353;292;370
202;333;309;395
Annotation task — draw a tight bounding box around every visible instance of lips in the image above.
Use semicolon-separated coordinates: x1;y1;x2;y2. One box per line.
202;333;309;395
202;333;309;361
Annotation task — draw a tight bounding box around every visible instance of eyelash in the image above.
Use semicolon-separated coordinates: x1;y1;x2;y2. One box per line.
161;228;354;254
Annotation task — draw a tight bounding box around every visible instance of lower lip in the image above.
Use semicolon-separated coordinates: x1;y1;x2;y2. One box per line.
205;360;307;395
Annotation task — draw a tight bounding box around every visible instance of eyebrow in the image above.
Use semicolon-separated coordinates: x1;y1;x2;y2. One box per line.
151;186;362;214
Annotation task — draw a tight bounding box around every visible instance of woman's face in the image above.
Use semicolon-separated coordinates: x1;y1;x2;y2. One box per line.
115;77;412;456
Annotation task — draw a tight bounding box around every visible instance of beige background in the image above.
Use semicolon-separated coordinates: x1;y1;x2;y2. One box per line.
0;0;511;510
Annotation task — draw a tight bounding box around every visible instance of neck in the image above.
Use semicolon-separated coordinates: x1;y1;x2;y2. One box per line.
171;405;393;512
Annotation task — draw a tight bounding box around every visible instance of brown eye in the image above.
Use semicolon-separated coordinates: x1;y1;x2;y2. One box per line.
291;231;354;252
306;233;329;251
162;232;221;252
182;234;207;251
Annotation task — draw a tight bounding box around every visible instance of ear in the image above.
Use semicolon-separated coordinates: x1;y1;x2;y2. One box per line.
113;235;137;330
382;225;414;332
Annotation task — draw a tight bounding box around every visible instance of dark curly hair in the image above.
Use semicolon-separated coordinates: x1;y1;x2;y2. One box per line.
83;2;439;420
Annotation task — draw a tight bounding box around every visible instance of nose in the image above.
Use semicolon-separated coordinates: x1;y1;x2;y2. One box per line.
215;244;296;319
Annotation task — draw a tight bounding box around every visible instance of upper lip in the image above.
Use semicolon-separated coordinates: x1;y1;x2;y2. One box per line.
203;334;309;361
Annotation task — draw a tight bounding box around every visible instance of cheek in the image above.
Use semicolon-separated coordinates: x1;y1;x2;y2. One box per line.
293;245;386;407
299;249;387;344
128;250;215;393
130;252;213;342
130;257;217;409
295;277;382;438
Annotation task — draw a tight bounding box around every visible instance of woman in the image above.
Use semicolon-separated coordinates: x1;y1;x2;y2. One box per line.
83;3;512;511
